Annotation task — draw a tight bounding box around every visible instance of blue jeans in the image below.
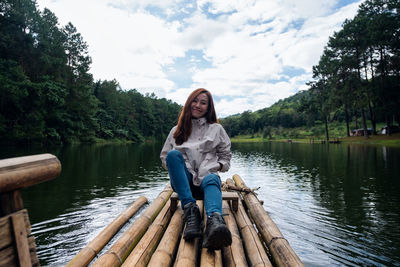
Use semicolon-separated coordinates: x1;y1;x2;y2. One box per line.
166;150;222;216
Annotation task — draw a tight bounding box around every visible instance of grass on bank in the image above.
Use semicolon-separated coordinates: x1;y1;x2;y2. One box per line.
230;122;400;147
231;134;400;147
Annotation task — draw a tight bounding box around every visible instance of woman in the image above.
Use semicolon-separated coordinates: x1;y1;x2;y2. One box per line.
160;88;232;250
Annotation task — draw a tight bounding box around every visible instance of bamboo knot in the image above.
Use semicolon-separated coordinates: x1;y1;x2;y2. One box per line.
267;236;287;247
105;251;122;265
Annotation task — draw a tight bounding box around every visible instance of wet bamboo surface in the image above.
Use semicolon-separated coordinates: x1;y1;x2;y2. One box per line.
174;200;204;267
200;204;223;267
232;174;304;267
147;204;184;267
91;185;173;267
66;196;148;267
70;176;303;267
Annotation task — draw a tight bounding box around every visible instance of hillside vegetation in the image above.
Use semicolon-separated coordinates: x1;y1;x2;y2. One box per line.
0;1;181;145
221;0;400;141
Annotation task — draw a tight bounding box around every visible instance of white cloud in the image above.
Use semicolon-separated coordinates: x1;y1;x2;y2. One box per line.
216;97;254;117
36;0;363;117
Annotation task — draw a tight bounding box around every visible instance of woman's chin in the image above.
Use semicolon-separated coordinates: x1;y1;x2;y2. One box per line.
191;113;202;119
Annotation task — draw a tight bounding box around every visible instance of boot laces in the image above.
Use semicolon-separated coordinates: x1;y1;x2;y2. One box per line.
183;203;199;226
208;212;227;225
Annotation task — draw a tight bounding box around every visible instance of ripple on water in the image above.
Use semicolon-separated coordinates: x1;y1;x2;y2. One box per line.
27;144;400;267
32;179;169;266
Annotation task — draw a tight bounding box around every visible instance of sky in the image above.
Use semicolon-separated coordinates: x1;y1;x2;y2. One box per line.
36;0;363;118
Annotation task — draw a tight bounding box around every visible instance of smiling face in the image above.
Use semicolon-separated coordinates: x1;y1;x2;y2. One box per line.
191;93;209;119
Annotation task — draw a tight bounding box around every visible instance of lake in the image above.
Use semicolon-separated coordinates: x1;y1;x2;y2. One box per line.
1;142;399;266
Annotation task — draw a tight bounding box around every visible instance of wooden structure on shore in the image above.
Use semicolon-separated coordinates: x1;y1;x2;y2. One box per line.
0;154;304;267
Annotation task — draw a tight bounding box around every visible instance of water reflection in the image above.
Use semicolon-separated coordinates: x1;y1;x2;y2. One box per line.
226;142;400;266
14;143;170;266
3;142;399;266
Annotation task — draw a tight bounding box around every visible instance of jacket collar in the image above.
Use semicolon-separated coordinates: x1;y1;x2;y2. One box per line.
192;117;207;126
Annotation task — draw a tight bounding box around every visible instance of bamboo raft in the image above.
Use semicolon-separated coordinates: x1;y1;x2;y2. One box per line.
0;154;304;267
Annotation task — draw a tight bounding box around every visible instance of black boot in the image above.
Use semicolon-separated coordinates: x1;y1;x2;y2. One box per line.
202;212;232;250
183;202;203;240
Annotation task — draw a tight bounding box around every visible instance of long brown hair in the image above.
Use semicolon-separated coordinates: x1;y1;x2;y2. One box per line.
173;88;218;145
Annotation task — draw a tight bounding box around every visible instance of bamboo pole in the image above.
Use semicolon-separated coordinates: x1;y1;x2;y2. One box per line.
92;184;173;267
200;248;223;267
66;196;148;267
173;200;203;267
122;200;172;267
226;179;272;267
147;204;184;267
232;174;304;267
200;204;223;267
0;154;61;193
221;200;248;267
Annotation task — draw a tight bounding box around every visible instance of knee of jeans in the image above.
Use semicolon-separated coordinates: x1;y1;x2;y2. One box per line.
201;173;221;188
166;150;182;163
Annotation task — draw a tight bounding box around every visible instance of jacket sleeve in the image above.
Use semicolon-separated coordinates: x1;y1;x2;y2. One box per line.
216;125;231;172
160;127;176;170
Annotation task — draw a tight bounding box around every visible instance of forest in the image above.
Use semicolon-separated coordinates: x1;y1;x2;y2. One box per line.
221;0;400;140
0;0;181;145
1;0;399;145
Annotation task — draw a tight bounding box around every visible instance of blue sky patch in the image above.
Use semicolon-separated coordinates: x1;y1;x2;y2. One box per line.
163;49;213;88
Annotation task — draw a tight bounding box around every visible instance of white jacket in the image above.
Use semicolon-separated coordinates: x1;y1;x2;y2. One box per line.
160;117;231;186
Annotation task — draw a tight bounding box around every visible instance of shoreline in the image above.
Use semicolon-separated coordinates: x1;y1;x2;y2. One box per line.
231;134;400;147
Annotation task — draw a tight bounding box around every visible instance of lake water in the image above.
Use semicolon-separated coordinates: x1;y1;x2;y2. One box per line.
2;142;399;266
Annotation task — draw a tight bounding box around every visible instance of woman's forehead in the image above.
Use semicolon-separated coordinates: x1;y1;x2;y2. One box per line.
195;93;208;101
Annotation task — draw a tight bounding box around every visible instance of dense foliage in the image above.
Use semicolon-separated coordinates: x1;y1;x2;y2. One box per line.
221;0;400;140
0;0;181;145
221;90;310;137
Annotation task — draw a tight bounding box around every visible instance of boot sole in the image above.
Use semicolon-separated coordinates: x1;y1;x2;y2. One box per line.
203;225;232;250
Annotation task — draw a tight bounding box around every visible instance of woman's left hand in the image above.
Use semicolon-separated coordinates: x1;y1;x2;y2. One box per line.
218;162;223;171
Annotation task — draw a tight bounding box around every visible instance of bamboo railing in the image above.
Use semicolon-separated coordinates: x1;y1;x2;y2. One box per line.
0;153;61;267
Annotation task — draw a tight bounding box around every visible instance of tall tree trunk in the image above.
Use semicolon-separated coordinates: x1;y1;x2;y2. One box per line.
344;104;350;137
363;54;376;135
361;107;369;138
368;102;376;135
369;47;375;80
355;111;359;129
324;115;329;142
